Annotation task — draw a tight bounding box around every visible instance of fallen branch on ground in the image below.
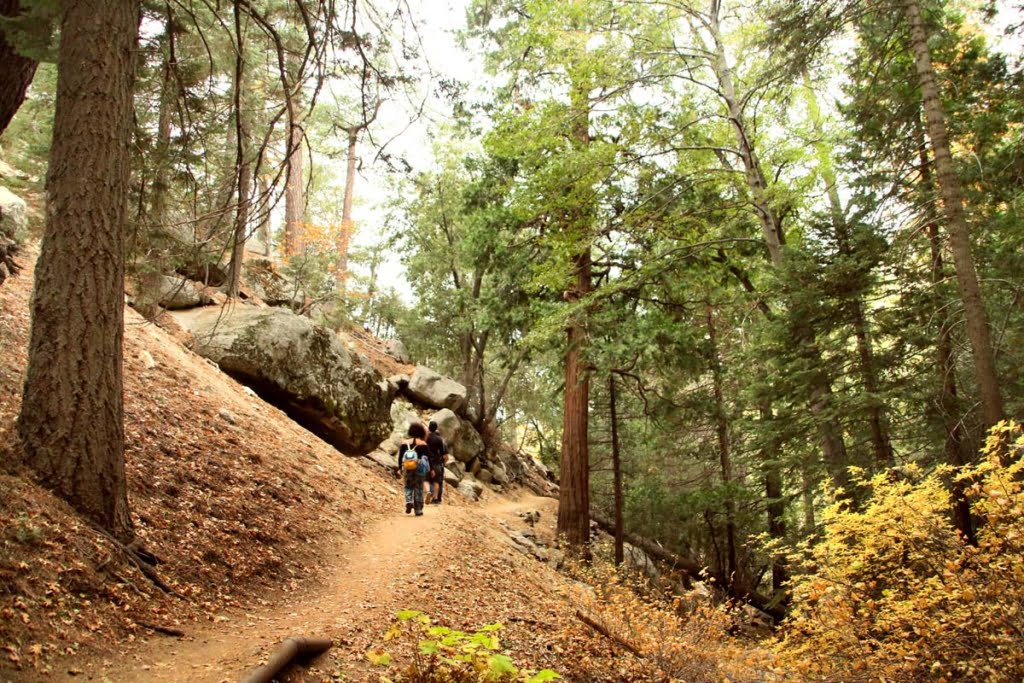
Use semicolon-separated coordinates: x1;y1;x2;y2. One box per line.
575;610;644;658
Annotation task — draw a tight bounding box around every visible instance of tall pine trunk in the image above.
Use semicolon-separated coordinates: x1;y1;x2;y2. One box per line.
337;126;358;290
707;305;738;581
802;72;894;470
706;3;851;492
918;124;975;544
284;116;303;257
17;0;140;541
225;0;249;299
904;0;1003;427
608;375;625;566
556;74;593;555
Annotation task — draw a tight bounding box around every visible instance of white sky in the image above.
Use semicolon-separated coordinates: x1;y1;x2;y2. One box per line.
309;0;479;304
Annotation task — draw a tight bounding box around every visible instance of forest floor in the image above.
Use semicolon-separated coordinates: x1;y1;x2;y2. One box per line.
86;494;570;683
0;248;593;683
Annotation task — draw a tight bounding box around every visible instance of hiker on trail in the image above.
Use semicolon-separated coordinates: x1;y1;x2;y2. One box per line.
426;420;448;504
398;422;430;516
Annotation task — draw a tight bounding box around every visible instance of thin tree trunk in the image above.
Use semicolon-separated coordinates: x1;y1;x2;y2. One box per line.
762;402;787;598
148;3;176;230
257;175;271;257
608;375;625;566
706;4;851;492
225;0;249;299
801;467;816;535
283;117;303;257
802;71;894;470
918;124;975;544
0;0;39;135
706;305;737;581
17;0;140;541
337;127;358;290
904;0;1003;427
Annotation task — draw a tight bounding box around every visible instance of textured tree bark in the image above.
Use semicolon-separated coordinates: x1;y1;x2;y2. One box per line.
608;375;625;566
147;3;176;231
556;74;593;556
917;127;975;544
904;0;1003;427
336;127;358;289
558;248;592;553
706;305;737;581
283;120;303;257
17;0;140;541
0;0;39;135
761;405;787;598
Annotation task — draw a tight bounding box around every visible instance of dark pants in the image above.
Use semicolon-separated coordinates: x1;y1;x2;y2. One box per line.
404;473;424;513
430;463;445;502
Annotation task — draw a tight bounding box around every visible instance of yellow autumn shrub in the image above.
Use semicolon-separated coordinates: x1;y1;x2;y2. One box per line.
774;421;1024;682
563;562;771;682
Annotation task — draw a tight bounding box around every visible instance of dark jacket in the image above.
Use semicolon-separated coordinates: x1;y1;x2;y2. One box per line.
426;432;447;466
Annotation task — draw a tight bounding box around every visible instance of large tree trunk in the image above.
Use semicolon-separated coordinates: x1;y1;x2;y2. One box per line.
706;305;737;581
557;248;592;552
17;0;139;541
761;403;788;599
608;375;625;566
556;74;593;555
0;0;39;135
904;0;1003;427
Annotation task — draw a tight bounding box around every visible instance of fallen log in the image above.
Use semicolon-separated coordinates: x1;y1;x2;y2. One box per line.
136;621;185;637
239;636;333;683
575;610;644;658
590;511;784;623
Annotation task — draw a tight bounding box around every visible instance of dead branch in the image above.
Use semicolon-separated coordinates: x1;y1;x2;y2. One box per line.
574;610;644;658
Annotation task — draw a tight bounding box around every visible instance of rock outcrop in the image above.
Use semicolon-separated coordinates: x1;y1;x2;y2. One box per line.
0;186;26;285
430;408;484;463
407;366;467;413
383;338;410;363
153;275;213;310
172;306;393;455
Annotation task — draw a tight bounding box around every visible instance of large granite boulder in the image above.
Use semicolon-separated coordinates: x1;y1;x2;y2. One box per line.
430;408;484;463
384;338;411;364
380;399;422;455
407;366;467;412
155;275;212;310
0;186;28;239
172;306;392;455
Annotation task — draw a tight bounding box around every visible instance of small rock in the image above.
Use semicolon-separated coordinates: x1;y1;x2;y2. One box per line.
218;407;239;425
139;350;157;369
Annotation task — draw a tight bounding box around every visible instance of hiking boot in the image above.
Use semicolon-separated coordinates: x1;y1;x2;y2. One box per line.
415;510;424;516
406;503;413;514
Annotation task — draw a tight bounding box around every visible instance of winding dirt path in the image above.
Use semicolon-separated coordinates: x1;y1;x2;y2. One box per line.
82;493;558;683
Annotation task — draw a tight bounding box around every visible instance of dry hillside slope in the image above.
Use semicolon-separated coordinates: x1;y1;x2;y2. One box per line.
0;249;590;682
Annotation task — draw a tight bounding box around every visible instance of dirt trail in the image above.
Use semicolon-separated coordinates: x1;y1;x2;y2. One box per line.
84;493;557;683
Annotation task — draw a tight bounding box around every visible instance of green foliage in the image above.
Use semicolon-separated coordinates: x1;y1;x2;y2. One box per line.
367;610;560;683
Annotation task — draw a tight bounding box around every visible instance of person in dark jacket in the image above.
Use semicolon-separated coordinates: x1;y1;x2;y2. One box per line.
398;422;429;516
426;420;448;504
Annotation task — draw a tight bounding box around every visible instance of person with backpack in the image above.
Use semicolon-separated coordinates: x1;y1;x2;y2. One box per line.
426;420;448;504
397;422;430;516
